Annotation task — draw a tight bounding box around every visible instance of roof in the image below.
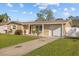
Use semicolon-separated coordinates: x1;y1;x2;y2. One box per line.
7;21;22;25
21;20;69;25
0;20;70;26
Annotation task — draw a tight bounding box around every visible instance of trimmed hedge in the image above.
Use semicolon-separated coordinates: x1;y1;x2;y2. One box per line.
15;30;23;35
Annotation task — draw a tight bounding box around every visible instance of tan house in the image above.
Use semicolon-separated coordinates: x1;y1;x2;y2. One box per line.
0;20;73;37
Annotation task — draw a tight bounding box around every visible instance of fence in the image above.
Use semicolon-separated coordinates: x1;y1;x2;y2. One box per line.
66;27;79;37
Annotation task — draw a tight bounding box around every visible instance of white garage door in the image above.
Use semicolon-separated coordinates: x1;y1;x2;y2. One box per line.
53;27;61;37
49;25;62;37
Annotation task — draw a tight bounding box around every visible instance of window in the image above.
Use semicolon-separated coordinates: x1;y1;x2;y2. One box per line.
13;25;16;29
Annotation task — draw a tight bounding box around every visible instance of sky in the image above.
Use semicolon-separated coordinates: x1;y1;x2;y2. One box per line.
0;3;79;22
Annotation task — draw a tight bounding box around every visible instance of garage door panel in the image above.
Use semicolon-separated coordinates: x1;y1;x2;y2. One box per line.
49;25;62;37
53;27;61;36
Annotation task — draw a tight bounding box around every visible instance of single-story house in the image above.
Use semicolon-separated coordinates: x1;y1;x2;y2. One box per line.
0;19;79;37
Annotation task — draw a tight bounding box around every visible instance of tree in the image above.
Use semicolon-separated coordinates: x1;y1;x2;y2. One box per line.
56;18;64;20
46;9;54;21
36;8;54;21
67;16;79;27
0;13;11;23
68;16;75;20
36;12;45;21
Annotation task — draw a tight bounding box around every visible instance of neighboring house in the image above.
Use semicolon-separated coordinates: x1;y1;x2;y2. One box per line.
0;20;79;37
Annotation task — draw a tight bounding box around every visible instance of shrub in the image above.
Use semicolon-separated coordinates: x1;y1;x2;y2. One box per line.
15;30;23;35
35;26;40;36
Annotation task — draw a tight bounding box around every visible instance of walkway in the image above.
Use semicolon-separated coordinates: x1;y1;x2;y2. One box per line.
0;37;58;56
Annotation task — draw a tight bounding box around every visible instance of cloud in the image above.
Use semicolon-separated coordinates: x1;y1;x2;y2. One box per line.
19;3;24;8
63;7;76;17
63;11;70;16
38;3;48;9
63;8;70;16
64;8;68;12
71;7;76;11
30;11;33;14
52;9;57;13
33;3;48;10
22;11;26;14
33;3;60;10
9;10;18;12
49;3;60;7
33;3;39;7
7;3;13;7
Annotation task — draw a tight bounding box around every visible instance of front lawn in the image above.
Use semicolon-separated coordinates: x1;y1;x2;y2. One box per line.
25;38;79;56
0;34;37;48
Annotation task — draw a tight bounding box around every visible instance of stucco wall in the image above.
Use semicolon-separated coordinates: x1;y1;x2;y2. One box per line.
64;21;72;34
8;24;23;30
44;24;49;36
0;25;7;33
7;23;24;34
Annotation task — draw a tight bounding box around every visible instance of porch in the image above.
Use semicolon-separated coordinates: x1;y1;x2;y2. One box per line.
23;23;65;37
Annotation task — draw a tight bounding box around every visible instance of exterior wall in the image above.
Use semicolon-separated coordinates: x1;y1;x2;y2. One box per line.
0;25;7;33
64;21;72;35
7;23;24;34
8;24;23;30
44;24;49;36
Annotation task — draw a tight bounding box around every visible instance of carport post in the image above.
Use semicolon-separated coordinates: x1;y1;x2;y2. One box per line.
28;24;30;34
61;24;64;38
42;24;44;36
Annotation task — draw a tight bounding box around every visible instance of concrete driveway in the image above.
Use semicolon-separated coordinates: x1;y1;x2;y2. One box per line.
0;37;58;56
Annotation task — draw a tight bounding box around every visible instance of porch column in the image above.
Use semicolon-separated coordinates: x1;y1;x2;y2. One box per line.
42;24;44;36
61;24;64;37
28;24;30;34
21;25;24;35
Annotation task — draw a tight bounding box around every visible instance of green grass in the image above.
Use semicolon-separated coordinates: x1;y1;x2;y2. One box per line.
0;34;37;48
25;38;79;56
